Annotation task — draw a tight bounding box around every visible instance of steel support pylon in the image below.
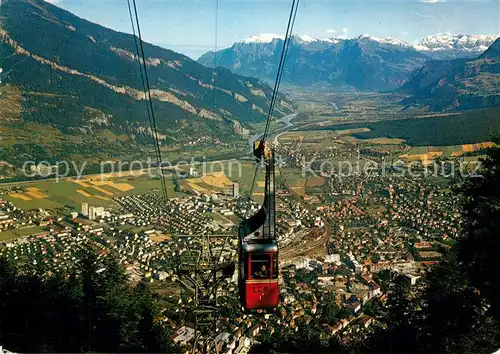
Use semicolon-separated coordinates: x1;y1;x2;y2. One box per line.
176;232;236;354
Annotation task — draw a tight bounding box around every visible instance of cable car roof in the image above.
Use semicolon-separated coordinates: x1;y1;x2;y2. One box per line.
241;241;278;253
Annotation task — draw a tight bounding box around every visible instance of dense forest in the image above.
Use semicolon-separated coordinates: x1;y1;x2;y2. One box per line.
314;108;500;146
0;248;179;353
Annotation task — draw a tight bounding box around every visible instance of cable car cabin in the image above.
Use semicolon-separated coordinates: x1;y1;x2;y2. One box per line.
239;240;278;310
238;140;278;311
239;235;279;310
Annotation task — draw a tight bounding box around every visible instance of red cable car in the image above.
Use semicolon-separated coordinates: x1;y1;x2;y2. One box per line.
239;140;279;311
239;240;279;311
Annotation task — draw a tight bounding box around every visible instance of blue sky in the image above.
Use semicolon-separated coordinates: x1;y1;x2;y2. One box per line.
47;0;500;59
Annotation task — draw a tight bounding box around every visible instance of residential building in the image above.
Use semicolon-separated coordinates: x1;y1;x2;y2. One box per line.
232;183;239;198
81;203;89;216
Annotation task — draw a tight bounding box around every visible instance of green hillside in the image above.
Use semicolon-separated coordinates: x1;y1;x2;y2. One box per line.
0;0;293;168
402;39;500;111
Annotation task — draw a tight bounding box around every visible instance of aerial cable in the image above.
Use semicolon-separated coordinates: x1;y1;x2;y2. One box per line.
129;0;169;202
246;0;300;206
126;0;156;159
263;0;297;137
212;0;219;112
130;0;168;200
264;0;299;141
267;2;299;136
244;163;261;218
264;13;295;141
262;0;300;142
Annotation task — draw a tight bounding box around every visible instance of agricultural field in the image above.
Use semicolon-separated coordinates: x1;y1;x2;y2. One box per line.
183;171;235;195
278;130;404;148
340;136;406;145
313;109;500;147
159;145;242;164
4;87;495;212
176;159;315;201
0;158;303;210
288;90;412;128
117;225;154;234
180;160;266;198
334;128;371;135
0;226;44;241
276;127;493;176
0;175;184;211
398;142;494;164
457;142;495;155
306;176;325;188
399;150;445;166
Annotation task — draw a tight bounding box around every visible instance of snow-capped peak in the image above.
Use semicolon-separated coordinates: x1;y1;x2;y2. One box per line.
242;33;284;44
377;37;412;47
295;34;315;43
415;34;499;52
321;37;343;44
356;34;372;40
242;33;321;45
238;33;498;53
354;34;412;47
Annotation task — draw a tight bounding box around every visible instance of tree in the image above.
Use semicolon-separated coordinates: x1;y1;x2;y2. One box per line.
0;247;179;353
373;269;394;293
173;176;181;193
418;251;484;353
458;137;500;320
366;275;425;353
320;294;341;324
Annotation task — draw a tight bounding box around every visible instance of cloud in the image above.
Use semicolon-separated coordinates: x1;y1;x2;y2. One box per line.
44;0;60;3
326;29;336;33
341;27;349;34
420;0;439;3
401;31;409;36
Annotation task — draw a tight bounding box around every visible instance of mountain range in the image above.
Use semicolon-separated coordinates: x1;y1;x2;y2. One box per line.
401;38;500;111
199;33;498;91
415;34;499;60
0;0;293;158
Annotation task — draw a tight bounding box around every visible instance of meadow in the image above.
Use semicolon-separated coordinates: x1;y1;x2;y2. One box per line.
0;226;44;241
1;176;179;211
0;160;277;210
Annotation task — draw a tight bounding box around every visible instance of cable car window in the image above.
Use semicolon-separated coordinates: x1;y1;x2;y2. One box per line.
251;254;270;279
272;255;278;278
